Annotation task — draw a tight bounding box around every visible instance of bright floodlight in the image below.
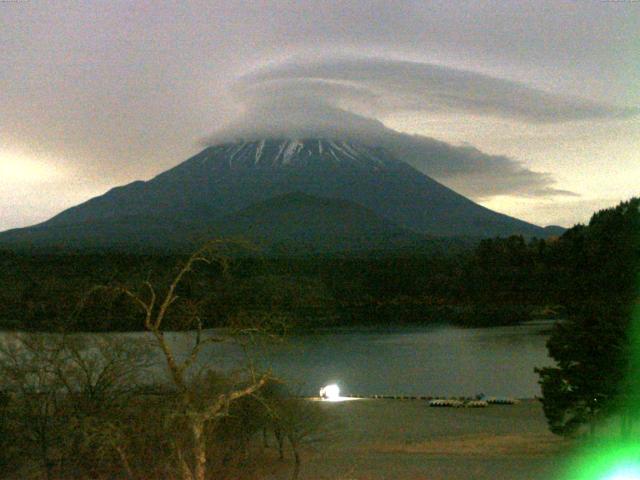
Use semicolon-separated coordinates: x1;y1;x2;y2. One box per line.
319;384;340;401
602;466;640;480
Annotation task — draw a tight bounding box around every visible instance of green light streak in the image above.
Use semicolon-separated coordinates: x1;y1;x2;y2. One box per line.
562;440;640;480
559;304;640;479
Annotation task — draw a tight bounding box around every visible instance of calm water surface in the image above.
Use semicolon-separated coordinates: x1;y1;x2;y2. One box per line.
187;321;554;398
1;321;554;398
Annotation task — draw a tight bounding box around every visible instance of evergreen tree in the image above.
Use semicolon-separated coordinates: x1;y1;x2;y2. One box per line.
537;198;640;436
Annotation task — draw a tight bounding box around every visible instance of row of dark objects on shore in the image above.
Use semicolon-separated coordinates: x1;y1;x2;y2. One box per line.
1;386;518;408
301;395;520;407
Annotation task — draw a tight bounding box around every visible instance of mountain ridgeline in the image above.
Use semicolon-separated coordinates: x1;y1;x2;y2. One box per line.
0;139;561;252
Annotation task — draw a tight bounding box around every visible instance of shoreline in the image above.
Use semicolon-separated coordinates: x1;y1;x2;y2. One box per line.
279;398;571;480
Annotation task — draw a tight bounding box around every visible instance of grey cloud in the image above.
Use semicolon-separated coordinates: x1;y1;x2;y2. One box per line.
237;57;638;123
380;135;579;199
205;54;639;198
206;95;577;199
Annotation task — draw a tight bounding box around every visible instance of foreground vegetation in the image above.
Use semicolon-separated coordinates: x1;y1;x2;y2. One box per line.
0;243;328;480
0;334;326;480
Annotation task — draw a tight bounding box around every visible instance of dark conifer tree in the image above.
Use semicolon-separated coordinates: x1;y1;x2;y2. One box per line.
537;198;640;436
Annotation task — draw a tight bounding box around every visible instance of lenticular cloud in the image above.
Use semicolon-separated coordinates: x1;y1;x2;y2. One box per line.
205;55;598;199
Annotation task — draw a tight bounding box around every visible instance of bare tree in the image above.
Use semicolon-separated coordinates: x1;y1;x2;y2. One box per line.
108;240;272;480
57;334;154;477
267;394;328;480
0;334;66;480
0;332;153;479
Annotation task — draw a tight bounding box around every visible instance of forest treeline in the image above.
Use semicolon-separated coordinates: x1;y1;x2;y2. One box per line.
1;210;612;332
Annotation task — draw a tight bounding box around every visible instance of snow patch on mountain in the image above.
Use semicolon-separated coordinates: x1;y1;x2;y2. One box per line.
193;139;394;171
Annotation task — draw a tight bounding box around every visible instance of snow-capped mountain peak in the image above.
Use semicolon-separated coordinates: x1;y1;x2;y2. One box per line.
191;138;394;170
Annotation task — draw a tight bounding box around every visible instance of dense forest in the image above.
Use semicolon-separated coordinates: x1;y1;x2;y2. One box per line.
0;210;602;332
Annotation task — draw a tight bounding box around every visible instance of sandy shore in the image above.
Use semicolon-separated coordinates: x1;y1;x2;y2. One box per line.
271;399;574;480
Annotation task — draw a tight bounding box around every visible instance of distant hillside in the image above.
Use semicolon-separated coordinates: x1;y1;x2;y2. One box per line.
542;225;566;237
203;192;428;253
0;193;473;254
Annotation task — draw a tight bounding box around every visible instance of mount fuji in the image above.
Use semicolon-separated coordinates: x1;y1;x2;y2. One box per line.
0;138;561;252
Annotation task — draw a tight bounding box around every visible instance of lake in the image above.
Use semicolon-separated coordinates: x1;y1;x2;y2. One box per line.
0;321;554;398
169;320;555;399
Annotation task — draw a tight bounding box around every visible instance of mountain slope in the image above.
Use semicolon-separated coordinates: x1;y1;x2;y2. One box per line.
0;138;553;250
0;193;428;253
204;192;426;252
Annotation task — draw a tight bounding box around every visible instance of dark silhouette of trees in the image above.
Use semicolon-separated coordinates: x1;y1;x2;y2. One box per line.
536;198;640;436
0;233;574;332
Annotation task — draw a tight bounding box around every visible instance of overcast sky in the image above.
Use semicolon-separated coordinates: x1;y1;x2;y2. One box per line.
1;0;638;231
